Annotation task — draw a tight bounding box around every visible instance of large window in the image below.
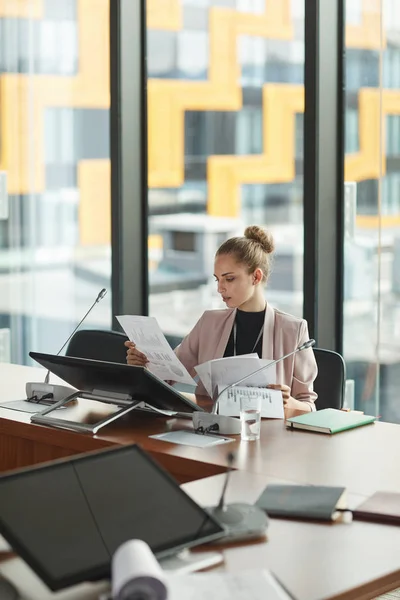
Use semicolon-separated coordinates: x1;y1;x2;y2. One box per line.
0;0;111;364
343;0;400;422
147;0;305;342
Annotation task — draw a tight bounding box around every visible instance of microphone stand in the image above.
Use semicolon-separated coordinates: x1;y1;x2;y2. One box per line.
25;289;108;405
44;288;107;384
206;452;269;541
192;339;315;435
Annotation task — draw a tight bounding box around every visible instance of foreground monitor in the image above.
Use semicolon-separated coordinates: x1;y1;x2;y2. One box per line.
0;444;225;591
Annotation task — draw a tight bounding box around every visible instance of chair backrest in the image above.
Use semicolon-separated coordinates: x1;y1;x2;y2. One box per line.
313;348;346;410
65;329;128;364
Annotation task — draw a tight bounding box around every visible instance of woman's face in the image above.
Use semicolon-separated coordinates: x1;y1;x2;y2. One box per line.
214;254;261;309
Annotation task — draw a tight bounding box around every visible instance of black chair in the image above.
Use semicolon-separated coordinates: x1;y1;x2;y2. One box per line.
65;329;128;364
313;348;346;410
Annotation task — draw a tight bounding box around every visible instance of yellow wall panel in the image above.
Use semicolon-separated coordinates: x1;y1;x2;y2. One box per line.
357;215;400;228
207;85;304;217
147;0;394;202
149;234;163;250
205;82;400;223
78;156;162;255
345;89;382;182
148;3;292;189
148;81;185;188
148;78;241;189
1;0;399;237
382;90;400;114
146;0;291;36
148;234;163;271
0;0;43;18
78;160;111;246
0;76;46;194
0;0;110;195
235;0;292;38
147;0;181;30
147;0;384;50
346;0;385;50
78;158;163;251
345;89;400;184
208;9;241;89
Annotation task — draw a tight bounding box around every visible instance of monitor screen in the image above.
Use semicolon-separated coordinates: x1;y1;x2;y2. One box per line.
29;352;203;414
0;445;225;591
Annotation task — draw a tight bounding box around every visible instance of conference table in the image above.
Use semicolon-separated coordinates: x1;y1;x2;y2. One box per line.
1;362;400;600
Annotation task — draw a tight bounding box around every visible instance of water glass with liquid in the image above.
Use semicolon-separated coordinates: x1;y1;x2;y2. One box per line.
240;395;262;441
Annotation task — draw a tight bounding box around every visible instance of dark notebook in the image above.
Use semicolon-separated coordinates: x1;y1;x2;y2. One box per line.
353;492;400;525
256;484;347;522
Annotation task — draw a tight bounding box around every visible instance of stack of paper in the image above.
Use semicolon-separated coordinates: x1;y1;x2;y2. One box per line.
195;355;276;398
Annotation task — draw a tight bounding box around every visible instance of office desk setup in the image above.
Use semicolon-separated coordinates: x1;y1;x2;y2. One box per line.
1;362;400;599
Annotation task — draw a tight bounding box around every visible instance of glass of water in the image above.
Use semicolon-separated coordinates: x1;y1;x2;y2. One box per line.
240;395;262;441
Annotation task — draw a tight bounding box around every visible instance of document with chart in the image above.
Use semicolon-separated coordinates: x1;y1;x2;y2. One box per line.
217;385;284;419
117;315;196;386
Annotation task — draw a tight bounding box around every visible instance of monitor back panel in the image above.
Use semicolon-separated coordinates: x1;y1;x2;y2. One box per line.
0;445;224;590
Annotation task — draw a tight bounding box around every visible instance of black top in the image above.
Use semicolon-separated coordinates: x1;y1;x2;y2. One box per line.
224;308;266;358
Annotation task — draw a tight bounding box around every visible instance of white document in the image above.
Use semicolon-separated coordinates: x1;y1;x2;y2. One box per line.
167;570;294;600
194;360;214;397
217;385;284;419
149;430;233;448
117;315;196;386
195;354;269;398
211;356;276;395
108;539;293;600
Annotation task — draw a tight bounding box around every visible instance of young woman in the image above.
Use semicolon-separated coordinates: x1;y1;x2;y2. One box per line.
125;225;317;411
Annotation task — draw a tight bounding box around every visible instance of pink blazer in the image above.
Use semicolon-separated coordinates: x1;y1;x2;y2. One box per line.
175;304;318;410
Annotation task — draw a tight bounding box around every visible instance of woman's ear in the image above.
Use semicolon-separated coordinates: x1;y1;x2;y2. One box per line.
253;268;263;285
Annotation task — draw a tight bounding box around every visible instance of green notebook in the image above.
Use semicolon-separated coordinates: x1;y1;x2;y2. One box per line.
286;408;375;434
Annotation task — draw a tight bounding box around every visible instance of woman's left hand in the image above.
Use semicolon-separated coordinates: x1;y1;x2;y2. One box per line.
267;383;292;406
267;384;313;413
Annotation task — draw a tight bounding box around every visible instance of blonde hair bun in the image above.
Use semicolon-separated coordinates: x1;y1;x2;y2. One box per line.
244;225;275;254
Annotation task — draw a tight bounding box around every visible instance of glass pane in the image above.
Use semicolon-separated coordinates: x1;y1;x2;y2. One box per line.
147;0;305;344
0;0;111;365
343;0;400;423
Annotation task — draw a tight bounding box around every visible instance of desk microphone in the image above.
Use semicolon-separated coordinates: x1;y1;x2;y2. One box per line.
206;452;269;542
25;288;107;405
192;339;315;435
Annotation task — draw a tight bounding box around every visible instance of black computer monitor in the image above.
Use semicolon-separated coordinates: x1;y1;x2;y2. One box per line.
29;351;203;415
0;444;225;591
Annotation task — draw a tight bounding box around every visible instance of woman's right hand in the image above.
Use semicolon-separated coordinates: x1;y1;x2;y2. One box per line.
124;340;149;367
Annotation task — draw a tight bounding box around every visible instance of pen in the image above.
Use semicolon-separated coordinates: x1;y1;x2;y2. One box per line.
194;426;231;442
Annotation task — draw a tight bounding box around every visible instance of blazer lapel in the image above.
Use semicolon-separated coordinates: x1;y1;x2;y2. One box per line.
214;308;236;359
262;303;275;360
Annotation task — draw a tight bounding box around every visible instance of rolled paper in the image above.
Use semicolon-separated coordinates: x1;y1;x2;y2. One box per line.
112;539;168;600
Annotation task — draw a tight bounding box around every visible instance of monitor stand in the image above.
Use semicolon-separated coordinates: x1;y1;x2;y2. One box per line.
30;389;146;434
159;549;224;574
30;386;197;434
